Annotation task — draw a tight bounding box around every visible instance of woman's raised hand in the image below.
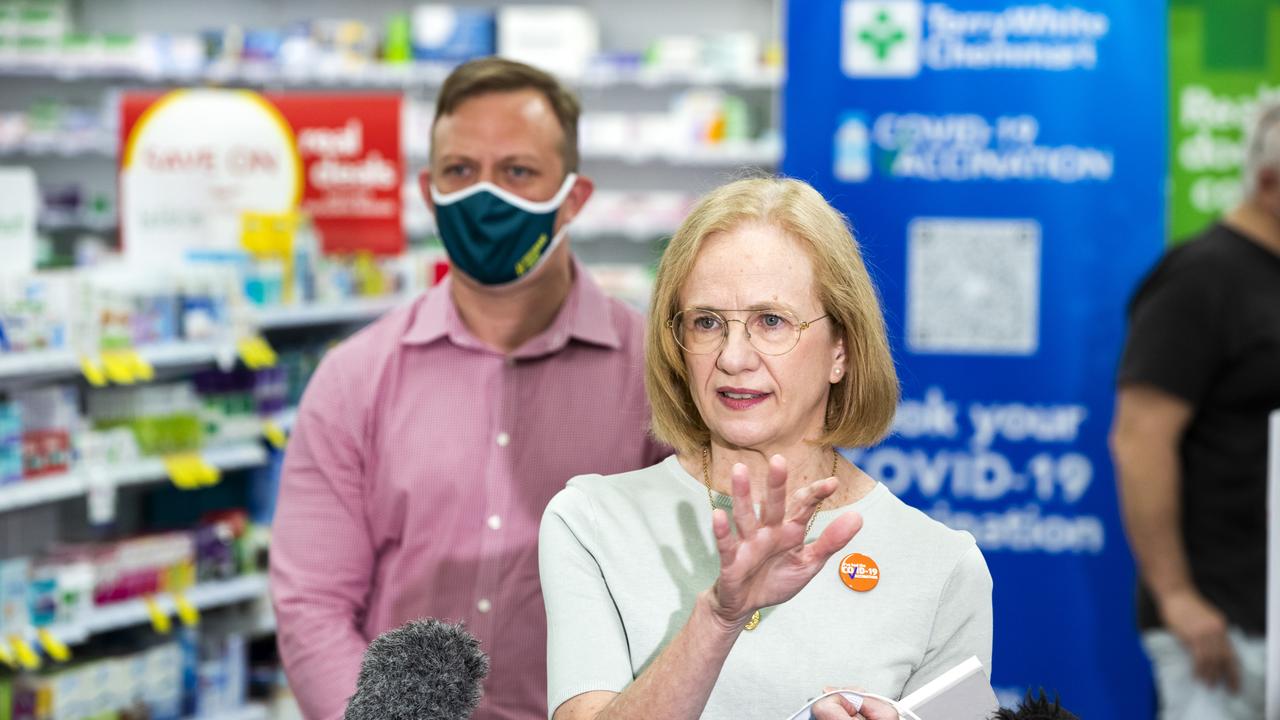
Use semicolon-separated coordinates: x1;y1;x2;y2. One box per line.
706;454;863;629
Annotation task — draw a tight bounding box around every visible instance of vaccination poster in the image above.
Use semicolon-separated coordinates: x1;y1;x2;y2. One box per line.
1168;0;1280;243
785;1;1165;716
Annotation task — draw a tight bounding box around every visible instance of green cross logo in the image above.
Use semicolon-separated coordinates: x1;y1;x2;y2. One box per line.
858;9;907;61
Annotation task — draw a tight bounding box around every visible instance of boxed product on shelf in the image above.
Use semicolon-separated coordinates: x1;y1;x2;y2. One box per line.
87;383;204;456
410;5;494;62
0;273;74;354
7;640;186;720
46;530;196;606
0;397;23;484
12;384;78;479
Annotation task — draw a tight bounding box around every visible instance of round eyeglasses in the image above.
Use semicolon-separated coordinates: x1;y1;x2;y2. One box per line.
666;308;830;356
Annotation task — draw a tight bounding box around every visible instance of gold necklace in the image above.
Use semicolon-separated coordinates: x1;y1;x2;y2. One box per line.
700;446;838;631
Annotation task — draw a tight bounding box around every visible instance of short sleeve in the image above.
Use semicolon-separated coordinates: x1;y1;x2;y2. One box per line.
1117;259;1225;404
539;484;635;717
902;543;993;697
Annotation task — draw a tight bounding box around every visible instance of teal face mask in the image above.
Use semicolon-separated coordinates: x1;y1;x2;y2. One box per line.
430;174;577;286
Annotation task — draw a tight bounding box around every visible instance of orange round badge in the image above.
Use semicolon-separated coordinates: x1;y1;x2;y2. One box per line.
838;553;880;592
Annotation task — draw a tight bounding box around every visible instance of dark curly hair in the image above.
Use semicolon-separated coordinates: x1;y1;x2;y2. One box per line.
990;690;1079;720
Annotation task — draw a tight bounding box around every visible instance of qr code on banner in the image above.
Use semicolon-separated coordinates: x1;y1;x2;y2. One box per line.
906;218;1041;355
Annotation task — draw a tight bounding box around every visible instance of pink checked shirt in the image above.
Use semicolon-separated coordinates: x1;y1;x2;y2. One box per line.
270;259;669;720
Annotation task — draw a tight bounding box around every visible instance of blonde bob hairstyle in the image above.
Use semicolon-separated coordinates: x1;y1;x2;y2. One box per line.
644;177;899;456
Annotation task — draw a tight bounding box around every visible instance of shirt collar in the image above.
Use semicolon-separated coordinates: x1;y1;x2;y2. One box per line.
400;256;622;354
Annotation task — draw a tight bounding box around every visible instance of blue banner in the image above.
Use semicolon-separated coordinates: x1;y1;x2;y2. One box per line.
784;2;1166;716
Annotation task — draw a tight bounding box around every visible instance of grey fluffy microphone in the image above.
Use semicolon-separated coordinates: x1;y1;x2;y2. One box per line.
344;619;490;720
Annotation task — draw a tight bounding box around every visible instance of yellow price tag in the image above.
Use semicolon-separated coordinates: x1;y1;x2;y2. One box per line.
263;421;287;449
8;635;41;670
80;356;108;387
0;639;16;669
173;592;200;627
164;454;202;490
196;459;221;487
36;629;71;663
143;596;172;634
237;336;278;370
128;350;155;382
101;350;137;385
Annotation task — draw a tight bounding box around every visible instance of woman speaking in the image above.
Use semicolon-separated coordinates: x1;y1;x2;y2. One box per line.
539;177;992;720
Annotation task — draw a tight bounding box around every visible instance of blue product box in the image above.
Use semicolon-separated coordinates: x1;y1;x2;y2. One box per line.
412;6;494;62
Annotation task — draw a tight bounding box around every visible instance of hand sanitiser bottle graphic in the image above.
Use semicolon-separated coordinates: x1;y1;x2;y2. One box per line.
834;113;871;183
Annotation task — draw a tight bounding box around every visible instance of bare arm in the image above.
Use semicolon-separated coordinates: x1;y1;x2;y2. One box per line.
1110;384;1238;690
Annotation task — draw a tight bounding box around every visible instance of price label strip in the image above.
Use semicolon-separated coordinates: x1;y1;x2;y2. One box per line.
173;592;201;627
100;350;138;385
36;629;71;663
263;420;288;449
8;635;41;670
237;336;278;370
80;356;108;387
144;596;173;634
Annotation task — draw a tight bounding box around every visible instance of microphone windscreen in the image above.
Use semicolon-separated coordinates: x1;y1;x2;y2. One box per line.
344;619;490;720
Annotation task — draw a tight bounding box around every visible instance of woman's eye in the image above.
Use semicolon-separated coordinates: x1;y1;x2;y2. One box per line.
693;315;721;331
757;313;787;329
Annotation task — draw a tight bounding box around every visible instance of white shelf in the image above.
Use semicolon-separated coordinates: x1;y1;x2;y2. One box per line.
0;300;401;383
0;59;782;90
41;575;269;646
253;296;405;330
9;134;782;167
0;347;82;382
0;441;269;514
193;704;270;720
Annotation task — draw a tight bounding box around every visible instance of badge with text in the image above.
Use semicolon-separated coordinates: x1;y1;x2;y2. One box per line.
838;553;879;592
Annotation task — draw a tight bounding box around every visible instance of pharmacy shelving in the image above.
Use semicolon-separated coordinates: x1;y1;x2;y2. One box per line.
0;59;783;90
0;340;232;385
195;703;270;720
2;134;783;167
0;298;406;384
253;295;408;330
0;441;268;514
41;574;269;646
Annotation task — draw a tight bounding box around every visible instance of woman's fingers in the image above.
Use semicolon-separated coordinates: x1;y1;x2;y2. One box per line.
855;696;899;720
729;464;760;537
810;694;859;720
712;508;738;569
809;510;864;560
784;476;839;528
758;454;789;526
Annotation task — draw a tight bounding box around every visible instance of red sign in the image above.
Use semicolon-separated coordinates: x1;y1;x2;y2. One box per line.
121;91;404;256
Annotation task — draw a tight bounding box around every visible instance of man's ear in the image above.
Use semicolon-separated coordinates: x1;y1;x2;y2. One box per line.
557;174;595;226
419;169;436;214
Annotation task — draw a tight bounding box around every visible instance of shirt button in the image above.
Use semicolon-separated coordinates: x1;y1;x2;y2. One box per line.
496;432;510;447
477;598;492;613
487;514;502;530
505;356;516;367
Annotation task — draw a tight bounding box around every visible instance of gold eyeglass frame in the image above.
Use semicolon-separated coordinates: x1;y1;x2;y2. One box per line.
665;308;830;356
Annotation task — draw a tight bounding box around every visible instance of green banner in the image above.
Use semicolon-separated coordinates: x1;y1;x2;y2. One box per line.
1169;0;1280;243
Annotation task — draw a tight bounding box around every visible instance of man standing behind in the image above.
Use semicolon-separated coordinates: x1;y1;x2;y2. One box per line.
270;58;669;720
1111;102;1280;719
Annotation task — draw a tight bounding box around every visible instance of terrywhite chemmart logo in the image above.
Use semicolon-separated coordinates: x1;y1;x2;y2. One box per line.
843;0;922;77
842;0;1110;78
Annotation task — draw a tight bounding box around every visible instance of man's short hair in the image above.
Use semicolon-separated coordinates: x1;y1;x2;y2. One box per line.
1242;100;1280;197
434;57;582;172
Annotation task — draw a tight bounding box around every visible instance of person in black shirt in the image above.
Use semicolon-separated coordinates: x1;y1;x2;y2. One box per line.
1110;101;1280;719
